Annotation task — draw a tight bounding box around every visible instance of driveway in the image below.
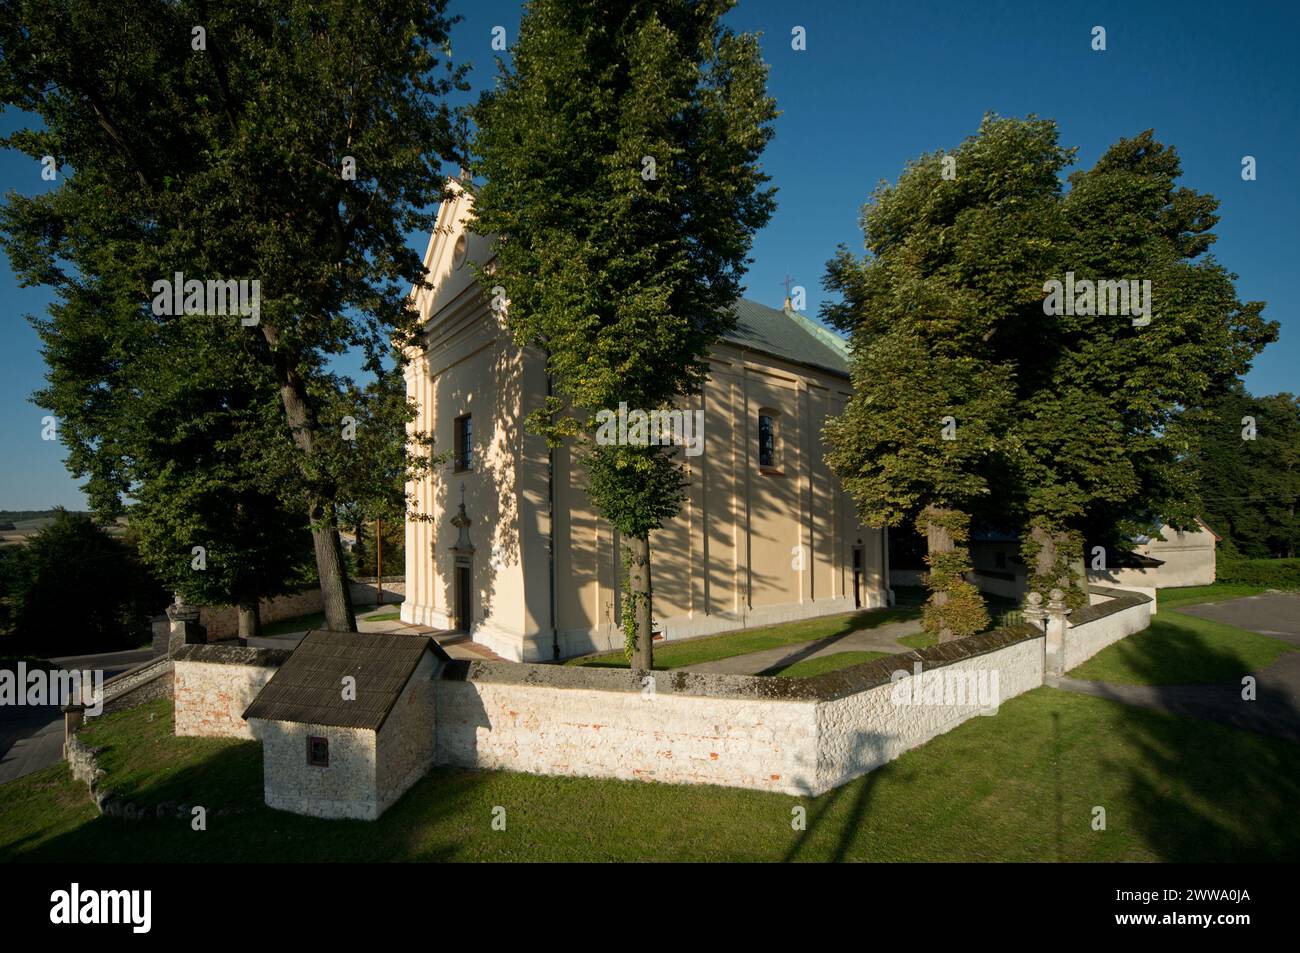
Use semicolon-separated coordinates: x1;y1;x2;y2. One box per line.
0;647;154;785
1057;591;1300;741
1176;591;1300;644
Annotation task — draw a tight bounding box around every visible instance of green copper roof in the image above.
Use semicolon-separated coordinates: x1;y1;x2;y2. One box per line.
724;298;850;377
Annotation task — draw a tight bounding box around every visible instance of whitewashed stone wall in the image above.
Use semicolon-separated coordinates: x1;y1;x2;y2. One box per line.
1063;591;1153;671
374;652;440;814
814;637;1044;793
173;649;286;739
255;720;379;820
437;676;819;794
177;597;1154;813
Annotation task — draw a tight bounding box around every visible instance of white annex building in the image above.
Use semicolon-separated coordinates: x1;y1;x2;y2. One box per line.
401;184;890;661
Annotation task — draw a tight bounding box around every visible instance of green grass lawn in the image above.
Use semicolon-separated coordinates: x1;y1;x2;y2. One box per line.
566;603;923;670
1069;607;1294;685
3;691;1296;862
365;611;403;622
897;631;937;651
1155;582;1267;611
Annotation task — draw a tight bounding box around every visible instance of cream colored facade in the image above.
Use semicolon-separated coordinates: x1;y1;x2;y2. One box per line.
402;186;888;661
1089;519;1219;590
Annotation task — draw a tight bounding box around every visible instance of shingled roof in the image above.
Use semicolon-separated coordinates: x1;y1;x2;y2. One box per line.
723;298;851;377
243;629;441;731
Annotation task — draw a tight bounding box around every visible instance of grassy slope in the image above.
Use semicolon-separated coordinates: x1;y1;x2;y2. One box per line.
4;692;1297;862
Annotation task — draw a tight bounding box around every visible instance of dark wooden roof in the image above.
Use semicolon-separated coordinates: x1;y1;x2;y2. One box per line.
242;629;438;730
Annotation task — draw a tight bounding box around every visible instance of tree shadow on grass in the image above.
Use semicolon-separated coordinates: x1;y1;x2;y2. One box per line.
1073;623;1300;861
783;731;890;863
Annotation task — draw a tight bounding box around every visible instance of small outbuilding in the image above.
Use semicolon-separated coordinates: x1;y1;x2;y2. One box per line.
243;629;447;820
1089;517;1221;590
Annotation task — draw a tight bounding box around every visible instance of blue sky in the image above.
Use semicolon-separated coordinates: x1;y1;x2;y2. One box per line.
1;0;1296;510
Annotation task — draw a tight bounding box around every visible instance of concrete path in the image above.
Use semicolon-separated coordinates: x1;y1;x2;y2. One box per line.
247;609;505;662
1055;592;1300;742
680;617;924;676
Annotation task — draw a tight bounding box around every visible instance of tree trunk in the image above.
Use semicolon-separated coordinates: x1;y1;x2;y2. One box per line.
262;323;357;631
312;501;357;632
1030;522;1057;586
237;601;262;647
627;533;654;672
921;506;955;641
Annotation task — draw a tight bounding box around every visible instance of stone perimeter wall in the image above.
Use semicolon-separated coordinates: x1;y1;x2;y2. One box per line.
437;675;820;793
171;594;1150;801
1062;586;1153;671
172;644;291;738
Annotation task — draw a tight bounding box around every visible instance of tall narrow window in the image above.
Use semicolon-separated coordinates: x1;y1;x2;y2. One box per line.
758;413;776;469
454;414;473;472
307;736;329;767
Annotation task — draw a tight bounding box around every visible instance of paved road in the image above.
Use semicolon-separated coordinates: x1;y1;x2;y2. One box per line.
1057;592;1300;741
0;648;153;786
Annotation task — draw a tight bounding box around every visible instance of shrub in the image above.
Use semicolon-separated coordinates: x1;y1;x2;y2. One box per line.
1216;557;1300;590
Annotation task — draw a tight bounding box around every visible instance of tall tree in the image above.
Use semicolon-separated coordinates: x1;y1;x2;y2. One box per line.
469;0;776;669
1190;384;1300;558
0;0;459;630
1007;131;1276;596
823;115;1070;639
825;120;1278;627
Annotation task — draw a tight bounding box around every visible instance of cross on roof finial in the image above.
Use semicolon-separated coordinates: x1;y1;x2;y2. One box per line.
782;273;794;297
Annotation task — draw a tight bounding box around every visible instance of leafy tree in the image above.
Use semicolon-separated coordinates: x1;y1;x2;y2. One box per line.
469;0;776;668
823;116;1069;639
21;258;316;642
1191;385;1300;558
0;0;457;630
1;510;168;656
825;118;1277;629
1007;131;1276;596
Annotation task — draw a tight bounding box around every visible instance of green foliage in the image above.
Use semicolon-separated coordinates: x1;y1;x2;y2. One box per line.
469;0;776;661
1189;385;1300;558
916;509;988;639
1008;130;1277;548
0;510;168;655
824;116;1278;614
1021;517;1087;609
0;0;455;620
1214;557;1300;590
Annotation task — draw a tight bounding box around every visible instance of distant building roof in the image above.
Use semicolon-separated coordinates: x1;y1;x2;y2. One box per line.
724;298;850;377
243;629;443;730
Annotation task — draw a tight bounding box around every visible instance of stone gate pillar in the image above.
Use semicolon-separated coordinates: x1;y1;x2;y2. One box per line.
1044;588;1071;679
167;596;208;654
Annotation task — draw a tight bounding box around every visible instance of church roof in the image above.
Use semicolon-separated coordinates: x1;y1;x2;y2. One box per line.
724;298;851;377
243;629;445;730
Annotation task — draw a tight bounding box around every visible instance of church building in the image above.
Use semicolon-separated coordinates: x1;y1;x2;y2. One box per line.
401;183;890;662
